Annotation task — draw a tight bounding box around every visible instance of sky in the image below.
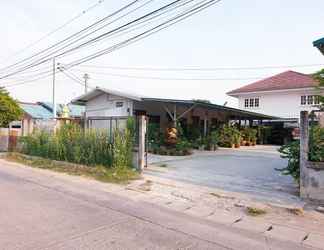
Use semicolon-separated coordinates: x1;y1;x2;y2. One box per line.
0;0;324;108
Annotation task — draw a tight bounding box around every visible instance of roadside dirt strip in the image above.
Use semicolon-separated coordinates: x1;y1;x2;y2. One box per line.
0;158;323;249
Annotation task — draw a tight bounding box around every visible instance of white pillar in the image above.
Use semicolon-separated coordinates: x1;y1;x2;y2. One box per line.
138;115;147;172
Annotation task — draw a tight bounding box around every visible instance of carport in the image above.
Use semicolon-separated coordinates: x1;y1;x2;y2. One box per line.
134;98;275;136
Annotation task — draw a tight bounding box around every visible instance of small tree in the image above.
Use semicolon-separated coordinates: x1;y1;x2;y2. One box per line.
0;88;23;127
313;68;324;108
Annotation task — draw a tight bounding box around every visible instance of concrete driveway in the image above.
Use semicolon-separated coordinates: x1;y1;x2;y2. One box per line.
147;146;300;205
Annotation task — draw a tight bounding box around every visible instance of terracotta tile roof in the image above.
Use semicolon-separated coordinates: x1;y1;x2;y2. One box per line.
227;70;319;96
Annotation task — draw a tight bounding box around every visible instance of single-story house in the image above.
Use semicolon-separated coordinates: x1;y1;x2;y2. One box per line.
10;102;85;136
71;87;274;136
39;102;85;119
313;37;324;55
12;102;54;136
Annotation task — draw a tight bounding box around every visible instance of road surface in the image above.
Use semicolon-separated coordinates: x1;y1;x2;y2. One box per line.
0;158;310;250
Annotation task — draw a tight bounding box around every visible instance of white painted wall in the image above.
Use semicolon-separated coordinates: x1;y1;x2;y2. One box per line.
85;93;133;117
236;88;322;119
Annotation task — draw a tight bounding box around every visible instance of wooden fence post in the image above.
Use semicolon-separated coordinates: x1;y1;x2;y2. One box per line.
300;111;309;198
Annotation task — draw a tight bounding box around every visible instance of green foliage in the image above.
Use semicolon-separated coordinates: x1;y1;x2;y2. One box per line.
241;127;257;142
0;88;23;127
7;153;139;184
309;126;324;162
312;68;324;106
218;125;241;147
20;124;134;169
277;141;300;183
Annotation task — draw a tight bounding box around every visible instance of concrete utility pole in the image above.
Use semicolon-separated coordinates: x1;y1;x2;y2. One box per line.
52;58;56;119
83;73;89;94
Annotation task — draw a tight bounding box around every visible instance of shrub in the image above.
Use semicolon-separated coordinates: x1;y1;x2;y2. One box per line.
20;123;134;169
218;125;241;148
309;126;324;162
277;141;300;183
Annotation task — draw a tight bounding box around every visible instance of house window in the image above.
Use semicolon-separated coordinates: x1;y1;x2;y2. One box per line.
314;95;320;105
244;99;249;108
307;95;314;105
116;101;124;108
254;98;259;107
249;98;254;107
301;96;307;105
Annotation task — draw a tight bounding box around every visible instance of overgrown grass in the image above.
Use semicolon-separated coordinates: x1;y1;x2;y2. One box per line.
6;153;140;184
19;122;135;169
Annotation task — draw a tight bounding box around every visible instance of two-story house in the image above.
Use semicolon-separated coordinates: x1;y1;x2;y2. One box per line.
227;70;322;120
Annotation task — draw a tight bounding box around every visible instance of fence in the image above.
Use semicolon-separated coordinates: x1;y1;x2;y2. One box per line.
86;115;147;171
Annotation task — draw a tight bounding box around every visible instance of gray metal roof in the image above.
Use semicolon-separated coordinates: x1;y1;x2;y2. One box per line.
71;87;143;105
71;88;276;120
142;98;277;119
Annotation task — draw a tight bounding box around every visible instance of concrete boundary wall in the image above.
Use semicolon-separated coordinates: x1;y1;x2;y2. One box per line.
0;128;9;152
300;111;324;202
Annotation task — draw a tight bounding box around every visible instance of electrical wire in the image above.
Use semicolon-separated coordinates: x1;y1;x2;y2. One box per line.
0;0;142;75
0;0;184;78
66;0;222;68
1;0;106;62
75;63;324;71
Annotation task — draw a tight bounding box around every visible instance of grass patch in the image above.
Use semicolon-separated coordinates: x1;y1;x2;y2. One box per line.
246;206;267;217
6;153;140;184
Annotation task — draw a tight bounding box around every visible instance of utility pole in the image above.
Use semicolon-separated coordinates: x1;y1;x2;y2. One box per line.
83;73;89;94
52;58;56;119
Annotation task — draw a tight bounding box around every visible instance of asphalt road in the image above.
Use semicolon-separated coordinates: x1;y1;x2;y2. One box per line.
0;159;308;250
148;147;300;205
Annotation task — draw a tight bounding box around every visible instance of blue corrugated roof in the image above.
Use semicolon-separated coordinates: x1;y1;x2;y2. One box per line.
20;103;53;119
38;102;84;117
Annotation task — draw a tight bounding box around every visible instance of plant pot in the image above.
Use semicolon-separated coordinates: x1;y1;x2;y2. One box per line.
235;143;240;148
245;142;251;146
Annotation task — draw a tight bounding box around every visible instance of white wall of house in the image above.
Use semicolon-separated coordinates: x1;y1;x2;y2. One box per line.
236;88;322;119
85;93;133;117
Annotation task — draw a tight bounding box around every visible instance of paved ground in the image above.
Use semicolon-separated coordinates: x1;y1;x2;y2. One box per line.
0;158;314;250
147;146;300;205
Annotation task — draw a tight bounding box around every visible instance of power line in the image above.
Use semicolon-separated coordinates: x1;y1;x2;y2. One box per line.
1;0;106;62
75;63;324;71
0;0;214;79
65;0;222;68
70;68;262;81
0;0;142;75
2;0;222;86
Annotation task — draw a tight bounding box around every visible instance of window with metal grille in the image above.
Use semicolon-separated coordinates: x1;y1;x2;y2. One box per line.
249;98;254;107
301;96;307;105
307;95;314;105
254;98;259;107
244;99;249;108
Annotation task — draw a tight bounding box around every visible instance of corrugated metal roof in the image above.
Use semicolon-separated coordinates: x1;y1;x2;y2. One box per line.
20;103;53;119
71;87;143;105
38;102;85;117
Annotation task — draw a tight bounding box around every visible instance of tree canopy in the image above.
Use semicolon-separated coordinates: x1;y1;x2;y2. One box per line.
313;69;324;105
0;88;23;127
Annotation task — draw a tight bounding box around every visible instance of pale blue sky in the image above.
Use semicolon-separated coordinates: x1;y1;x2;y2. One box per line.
1;0;323;107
